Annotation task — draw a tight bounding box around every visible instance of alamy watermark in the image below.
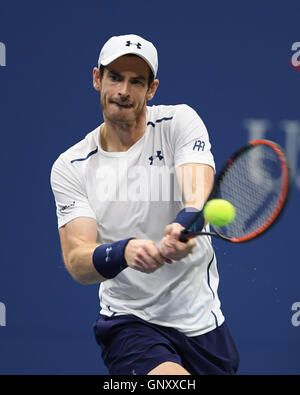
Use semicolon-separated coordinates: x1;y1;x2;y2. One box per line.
291;302;300;327
291;42;300;71
0;302;6;326
0;42;6;67
90;160;206;203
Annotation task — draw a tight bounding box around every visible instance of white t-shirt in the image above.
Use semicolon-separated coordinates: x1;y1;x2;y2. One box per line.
50;104;224;336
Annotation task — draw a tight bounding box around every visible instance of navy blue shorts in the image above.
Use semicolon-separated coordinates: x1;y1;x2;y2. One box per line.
93;314;239;375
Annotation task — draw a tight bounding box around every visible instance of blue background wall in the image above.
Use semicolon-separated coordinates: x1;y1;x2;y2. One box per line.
0;0;299;374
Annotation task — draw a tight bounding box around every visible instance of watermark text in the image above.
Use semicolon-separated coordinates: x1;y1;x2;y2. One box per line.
291;302;300;327
291;42;300;71
0;42;6;67
0;302;6;326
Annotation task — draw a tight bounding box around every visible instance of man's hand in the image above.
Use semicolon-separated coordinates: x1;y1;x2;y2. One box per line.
124;239;173;274
158;223;196;261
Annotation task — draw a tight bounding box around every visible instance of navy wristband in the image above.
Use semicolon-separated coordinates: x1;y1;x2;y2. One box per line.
173;207;204;229
92;238;134;279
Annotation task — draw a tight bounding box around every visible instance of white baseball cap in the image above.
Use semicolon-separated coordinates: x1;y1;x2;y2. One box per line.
98;34;158;77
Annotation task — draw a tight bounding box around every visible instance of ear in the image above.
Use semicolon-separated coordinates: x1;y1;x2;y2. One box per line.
93;67;101;91
146;79;159;101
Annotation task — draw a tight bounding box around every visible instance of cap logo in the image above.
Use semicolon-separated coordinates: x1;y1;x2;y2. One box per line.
126;40;142;49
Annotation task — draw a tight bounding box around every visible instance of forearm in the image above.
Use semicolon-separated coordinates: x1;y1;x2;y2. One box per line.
67;238;168;282
158;164;214;260
177;163;214;210
67;238;133;284
67;243;106;285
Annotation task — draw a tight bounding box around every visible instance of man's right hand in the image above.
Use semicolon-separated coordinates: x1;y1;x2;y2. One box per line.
158;222;196;261
124;239;173;274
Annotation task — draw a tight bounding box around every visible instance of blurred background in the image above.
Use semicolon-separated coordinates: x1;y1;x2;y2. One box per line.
0;0;299;375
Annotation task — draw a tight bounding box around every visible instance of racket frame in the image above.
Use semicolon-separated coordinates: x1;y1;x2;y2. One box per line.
180;139;290;243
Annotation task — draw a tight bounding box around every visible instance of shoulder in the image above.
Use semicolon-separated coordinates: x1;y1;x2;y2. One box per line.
147;104;197;122
50;126;100;188
147;104;204;135
51;126;100;171
147;104;208;140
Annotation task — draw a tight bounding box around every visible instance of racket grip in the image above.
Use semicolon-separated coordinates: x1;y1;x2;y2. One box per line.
179;230;188;243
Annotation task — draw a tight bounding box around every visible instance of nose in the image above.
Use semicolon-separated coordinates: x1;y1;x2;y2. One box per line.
118;80;130;99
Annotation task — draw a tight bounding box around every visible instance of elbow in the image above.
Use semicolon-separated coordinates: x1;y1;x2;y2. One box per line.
67;266;96;285
64;252;104;285
63;261;86;285
64;255;91;285
70;271;91;285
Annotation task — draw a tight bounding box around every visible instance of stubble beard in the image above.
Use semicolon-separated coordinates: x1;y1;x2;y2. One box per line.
100;94;147;128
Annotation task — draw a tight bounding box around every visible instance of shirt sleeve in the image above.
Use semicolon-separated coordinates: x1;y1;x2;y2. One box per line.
171;104;215;170
50;155;97;228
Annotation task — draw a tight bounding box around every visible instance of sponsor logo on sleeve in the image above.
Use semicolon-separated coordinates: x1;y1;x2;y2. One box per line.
193;140;205;151
60;201;76;212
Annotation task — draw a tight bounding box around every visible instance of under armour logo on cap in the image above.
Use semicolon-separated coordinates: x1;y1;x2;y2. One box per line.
126;41;142;49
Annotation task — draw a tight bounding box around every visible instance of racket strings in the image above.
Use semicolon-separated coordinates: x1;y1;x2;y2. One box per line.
215;145;284;239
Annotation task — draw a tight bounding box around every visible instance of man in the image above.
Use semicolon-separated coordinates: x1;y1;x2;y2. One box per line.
50;34;239;375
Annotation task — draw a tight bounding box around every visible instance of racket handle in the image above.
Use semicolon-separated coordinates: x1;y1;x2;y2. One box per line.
179;230;188;243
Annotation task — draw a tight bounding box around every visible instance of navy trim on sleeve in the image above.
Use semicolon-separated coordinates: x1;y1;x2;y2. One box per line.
70;147;98;163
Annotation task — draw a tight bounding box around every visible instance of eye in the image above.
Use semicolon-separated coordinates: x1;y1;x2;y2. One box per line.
132;79;145;86
109;73;122;82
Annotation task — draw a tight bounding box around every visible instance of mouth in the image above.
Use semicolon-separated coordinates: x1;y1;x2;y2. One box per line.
110;100;133;109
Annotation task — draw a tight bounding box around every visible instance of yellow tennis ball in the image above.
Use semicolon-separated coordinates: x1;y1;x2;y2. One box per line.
203;199;235;227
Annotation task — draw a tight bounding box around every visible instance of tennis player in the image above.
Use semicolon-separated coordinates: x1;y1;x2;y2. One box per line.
50;34;239;375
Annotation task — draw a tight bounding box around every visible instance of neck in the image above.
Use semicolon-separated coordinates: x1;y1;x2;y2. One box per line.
101;109;147;152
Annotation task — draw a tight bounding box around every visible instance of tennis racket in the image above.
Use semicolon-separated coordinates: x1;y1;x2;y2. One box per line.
180;139;290;243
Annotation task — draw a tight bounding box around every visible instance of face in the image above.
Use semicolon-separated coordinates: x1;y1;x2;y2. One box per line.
93;56;159;125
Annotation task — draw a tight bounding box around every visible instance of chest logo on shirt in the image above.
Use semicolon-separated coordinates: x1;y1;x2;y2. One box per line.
149;150;164;165
193;140;205;151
